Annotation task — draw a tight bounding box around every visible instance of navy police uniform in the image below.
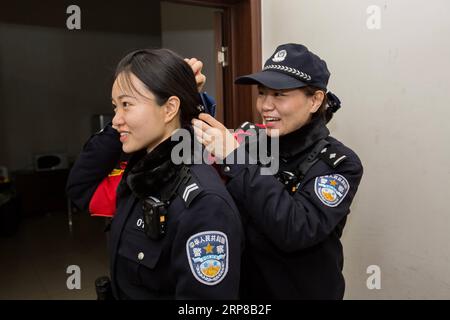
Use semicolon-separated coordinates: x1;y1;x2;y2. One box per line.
67;98;243;299
217;43;364;299
219;119;363;299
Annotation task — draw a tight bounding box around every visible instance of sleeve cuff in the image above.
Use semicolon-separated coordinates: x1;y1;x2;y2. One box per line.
218;143;258;178
199;92;216;117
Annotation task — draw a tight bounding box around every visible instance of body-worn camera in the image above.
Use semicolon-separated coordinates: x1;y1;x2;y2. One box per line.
142;196;167;240
275;170;301;195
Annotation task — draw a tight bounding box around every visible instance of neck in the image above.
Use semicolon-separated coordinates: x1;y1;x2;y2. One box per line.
146;121;181;153
279;117;329;157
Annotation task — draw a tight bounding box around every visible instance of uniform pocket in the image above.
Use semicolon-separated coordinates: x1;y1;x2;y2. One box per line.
118;230;163;269
117;229;166;289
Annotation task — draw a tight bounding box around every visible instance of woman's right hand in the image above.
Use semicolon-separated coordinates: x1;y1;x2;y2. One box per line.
192;113;239;160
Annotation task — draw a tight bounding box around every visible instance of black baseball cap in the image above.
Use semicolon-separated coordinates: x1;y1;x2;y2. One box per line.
235;43;331;90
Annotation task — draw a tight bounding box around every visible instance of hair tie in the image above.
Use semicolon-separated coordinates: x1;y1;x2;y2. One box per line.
326;92;341;113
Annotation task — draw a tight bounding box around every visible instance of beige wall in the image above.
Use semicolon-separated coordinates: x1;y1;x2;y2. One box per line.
262;0;450;299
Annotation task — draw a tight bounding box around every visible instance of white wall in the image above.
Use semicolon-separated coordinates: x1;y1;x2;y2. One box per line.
262;0;450;299
161;1;217;99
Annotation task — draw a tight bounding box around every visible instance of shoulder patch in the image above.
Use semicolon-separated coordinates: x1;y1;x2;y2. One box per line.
182;182;200;203
180;179;203;207
175;167;203;208
186;231;229;286
314;174;350;207
319;146;347;168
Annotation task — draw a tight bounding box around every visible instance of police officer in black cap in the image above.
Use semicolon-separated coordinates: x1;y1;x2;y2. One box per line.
67;49;243;299
192;43;364;299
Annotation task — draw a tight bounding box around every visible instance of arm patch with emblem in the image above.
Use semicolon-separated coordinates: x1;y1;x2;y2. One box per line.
314;174;350;207
186;231;229;286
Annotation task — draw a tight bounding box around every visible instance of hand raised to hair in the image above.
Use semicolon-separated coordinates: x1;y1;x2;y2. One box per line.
185;58;206;92
192;113;239;160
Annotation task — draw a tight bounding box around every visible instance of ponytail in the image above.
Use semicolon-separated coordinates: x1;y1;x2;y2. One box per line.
324;91;341;123
300;86;342;124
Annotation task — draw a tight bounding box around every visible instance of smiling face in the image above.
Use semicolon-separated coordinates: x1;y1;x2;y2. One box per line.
111;72;180;154
256;86;324;137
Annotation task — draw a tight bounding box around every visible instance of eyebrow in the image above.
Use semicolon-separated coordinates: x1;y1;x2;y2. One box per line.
111;94;136;101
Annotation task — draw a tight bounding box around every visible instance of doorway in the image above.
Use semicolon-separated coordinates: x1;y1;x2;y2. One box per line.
161;2;224;122
0;1;261;299
166;0;262;128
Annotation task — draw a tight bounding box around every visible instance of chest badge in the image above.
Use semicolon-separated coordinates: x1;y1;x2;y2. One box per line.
314;174;350;207
186;231;229;286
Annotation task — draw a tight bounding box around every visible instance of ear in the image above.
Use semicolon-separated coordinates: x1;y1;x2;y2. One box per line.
163;96;181;124
309;90;325;114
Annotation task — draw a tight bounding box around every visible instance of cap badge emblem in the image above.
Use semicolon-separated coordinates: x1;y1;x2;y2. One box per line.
272;50;287;62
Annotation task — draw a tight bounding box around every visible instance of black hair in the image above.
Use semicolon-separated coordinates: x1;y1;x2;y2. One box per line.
114;48;201;127
300;86;341;124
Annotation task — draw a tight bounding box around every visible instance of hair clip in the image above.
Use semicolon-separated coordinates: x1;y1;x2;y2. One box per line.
196;104;205;113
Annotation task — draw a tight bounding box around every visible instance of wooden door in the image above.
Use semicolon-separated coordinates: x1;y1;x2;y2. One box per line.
168;0;262;128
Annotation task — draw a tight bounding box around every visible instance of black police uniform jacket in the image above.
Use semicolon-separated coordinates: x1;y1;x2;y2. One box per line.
218;117;363;299
67;125;244;299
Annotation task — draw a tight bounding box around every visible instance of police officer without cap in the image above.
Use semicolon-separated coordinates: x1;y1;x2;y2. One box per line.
193;43;364;299
66;49;243;299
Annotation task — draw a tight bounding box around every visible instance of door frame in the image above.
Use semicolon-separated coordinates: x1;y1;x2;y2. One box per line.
167;0;262;128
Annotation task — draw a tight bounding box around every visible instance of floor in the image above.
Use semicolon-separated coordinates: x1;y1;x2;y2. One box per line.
0;211;109;300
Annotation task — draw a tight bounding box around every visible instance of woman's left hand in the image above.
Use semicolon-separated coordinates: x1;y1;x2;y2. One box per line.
185;58;206;92
192;113;239;160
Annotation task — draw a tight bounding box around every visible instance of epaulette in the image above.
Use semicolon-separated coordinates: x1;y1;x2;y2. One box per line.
318;145;347;168
174;166;204;208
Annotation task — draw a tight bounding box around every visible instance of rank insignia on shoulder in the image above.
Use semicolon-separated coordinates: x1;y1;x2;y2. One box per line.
319;146;347;168
175;167;203;208
181;182;202;207
314;174;350;207
186;231;229;286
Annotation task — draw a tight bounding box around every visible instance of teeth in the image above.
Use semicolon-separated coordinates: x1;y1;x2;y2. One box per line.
120;132;129;136
265;117;280;121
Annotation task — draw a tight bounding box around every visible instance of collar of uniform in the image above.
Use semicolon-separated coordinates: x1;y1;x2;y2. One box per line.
278;117;329;158
125;135;181;200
